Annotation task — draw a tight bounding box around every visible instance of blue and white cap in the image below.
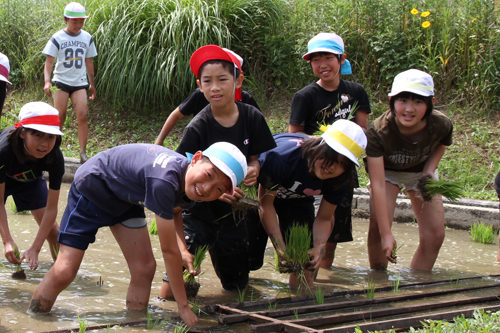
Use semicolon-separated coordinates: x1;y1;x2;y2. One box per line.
188;142;247;195
302;32;352;75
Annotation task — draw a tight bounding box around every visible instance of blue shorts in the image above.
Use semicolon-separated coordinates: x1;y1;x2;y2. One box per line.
58;183;146;250
52;81;89;96
4;177;48;211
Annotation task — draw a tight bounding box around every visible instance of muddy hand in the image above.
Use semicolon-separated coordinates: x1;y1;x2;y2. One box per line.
178;305;198;326
21;247;39;270
382;235;397;264
4;242;21;265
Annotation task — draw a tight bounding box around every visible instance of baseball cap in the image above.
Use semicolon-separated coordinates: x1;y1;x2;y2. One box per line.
201;142;247;195
64;2;89;19
388;69;434;97
190;45;241;79
302;33;352;74
321;119;366;167
14;102;64;135
0;52;12;85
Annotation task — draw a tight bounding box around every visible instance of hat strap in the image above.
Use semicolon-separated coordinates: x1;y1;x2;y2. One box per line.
325;129;364;158
64;9;87;17
398;82;434;92
203;146;244;184
14;115;60;128
0;65;9;81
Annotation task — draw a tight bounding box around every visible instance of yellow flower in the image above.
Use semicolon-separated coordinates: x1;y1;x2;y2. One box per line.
422;21;431;28
472;18;477;23
411;8;419;15
421;11;431;17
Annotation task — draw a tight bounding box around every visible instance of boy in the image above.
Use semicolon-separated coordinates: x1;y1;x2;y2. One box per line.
289;32;372;268
0;52;11;118
28;141;248;326
42;2;97;164
160;45;276;298
155;49;260;146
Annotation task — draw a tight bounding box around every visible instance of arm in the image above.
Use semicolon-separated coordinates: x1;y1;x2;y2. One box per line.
85;58;96;100
354;110;369;130
244;155;260;186
309;198;336;271
258;185;286;255
173;207;195;274
22;189;60;270
422;143;447;177
0;183;20;264
155;108;184;146
289;124;307;135
156;213;198;326
367;156;396;263
43;56;55;98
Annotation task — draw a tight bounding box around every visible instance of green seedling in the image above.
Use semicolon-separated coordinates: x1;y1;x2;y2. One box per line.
189;300;206;316
293;309;299;320
146;307;168;329
392;272;401;293
236;287;246;303
364;277;377;299
267;300;278;310
314;287;325;305
8;198;29;215
391;243;403;262
49;85;60;94
183;245;209;284
237;182;258;200
78;315;87;333
275;223;311;276
417;175;464;202
449;269;460;288
470;222;497;244
174;323;190;333
148;218;158;235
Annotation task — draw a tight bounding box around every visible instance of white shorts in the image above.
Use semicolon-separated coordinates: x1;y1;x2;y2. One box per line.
368;169;439;194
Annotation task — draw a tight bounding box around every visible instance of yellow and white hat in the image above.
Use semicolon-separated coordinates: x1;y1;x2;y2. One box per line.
321;120;366;166
388;69;434;97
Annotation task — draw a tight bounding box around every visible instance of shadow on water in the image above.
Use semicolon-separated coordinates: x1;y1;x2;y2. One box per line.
1;183;500;332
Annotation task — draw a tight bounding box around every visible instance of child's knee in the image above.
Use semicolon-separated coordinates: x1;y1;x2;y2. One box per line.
132;258;156;280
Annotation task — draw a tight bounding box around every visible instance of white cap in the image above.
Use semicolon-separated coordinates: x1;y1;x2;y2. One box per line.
0;52;12;85
14;102;64;135
388;69;434;97
321;120;366;166
64;2;89;19
202;142;247;195
222;48;243;68
302;32;345;60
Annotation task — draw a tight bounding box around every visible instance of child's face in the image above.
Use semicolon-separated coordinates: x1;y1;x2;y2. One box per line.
184;152;233;201
197;63;242;110
393;96;428;128
310;53;344;83
20;129;57;160
313;155;346;180
65;18;85;34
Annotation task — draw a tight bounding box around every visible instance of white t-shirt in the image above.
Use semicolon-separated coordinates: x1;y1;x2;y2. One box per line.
42;29;97;87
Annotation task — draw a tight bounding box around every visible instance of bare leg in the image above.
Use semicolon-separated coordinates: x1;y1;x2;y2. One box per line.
367;181;400;270
70;89;89;162
159;280;174;300
290;268;316;289
53;89;70;130
407;191;445;270
29;245;84;312
31;208;59;261
110;223;156;310
319;242;337;268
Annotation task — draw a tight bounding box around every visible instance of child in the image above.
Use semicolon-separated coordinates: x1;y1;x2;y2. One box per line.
366;69;453;270
28;141;248;326
154;48;260;146
42;2;97;164
258;120;366;287
0;52;12;118
289;32;372;268
0;102;63;269
159;45;276;298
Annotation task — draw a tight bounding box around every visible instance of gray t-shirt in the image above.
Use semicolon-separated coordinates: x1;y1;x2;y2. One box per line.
74;144;193;219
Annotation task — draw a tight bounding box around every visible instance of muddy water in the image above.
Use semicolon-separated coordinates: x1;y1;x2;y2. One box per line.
1;183;500;332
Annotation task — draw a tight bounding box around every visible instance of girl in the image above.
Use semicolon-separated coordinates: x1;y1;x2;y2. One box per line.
366;69;453;271
0;102;64;270
258;119;367;288
0;52;11;118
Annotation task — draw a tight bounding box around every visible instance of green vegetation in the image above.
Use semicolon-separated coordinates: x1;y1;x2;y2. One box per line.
146;307;168;329
236;287;246;303
148;219;158;235
237;183;258;201
8;198;29;215
470;222;498;244
364;277;377;299
183;245;209;283
78;315;87;333
392;272;401;293
314;287;325;305
173;323;190;333
417;176;465;202
285;223;312;267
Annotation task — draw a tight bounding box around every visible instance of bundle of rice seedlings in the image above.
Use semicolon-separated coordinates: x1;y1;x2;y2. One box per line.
470;222;497;244
11;248;26;279
231;183;260;221
183;245;209;298
416;175;464;202
276;223;311;274
148;219;158;235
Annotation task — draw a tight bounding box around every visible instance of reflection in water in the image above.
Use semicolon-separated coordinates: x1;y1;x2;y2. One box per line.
1;183;500;332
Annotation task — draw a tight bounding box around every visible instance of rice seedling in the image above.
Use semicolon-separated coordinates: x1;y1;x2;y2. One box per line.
146;307;168;329
449;270;460;288
392;272;401;293
416;175;464;202
314;287;325;305
276;223;311;274
9;248;25;279
391;243;403;262
148;218;158;235
174;323;190;333
189;300;206;316
78;315;87;333
364;277;377;299
183;245;209;298
236;287;246;303
231;183;260;222
470;222;497;244
267;300;278;310
8;198;29;215
293;309;299;320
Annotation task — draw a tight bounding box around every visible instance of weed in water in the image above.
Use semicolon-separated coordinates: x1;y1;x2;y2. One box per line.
314;287;325;305
364;278;377;299
78;315;87;333
470;222;497;244
148;218;158;235
392;273;401;293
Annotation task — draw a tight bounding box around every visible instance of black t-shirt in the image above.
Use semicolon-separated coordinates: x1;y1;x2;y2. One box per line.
289;80;371;135
177;102;276;224
0;126;65;190
179;88;260;116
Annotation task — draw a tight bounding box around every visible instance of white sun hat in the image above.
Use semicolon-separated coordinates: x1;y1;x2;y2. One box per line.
0;52;12;85
388;69;434;97
14;102;64;135
321;119;366;166
64;2;89;19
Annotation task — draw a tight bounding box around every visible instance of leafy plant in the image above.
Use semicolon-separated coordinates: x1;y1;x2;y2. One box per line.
237;183;258;200
364;277;377;299
78;315;87;333
174;323;190;333
392;272;401;293
148;219;158;235
470;222;497;244
8;198;29;215
314;287;325;305
267;300;278;310
236;287;246;303
183;245;209;284
146;307;168;329
416;175;464;202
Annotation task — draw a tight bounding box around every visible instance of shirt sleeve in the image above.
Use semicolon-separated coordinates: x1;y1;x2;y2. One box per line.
176;113;207;156
365;123;384;158
289;90;311;126
258;150;285;190
42;37;59;57
247;108;276;156
322;182;349;205
85;36;98;58
178;89;208;116
144;177;176;219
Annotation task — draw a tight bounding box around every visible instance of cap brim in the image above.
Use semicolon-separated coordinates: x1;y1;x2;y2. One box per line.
322;136;360;166
23;124;64;136
190;45;239;78
0;75;11;85
206;155;237;195
302;48;342;61
65;15;89;19
388;88;434;97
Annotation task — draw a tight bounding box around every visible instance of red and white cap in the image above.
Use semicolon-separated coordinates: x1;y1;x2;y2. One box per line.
0;52;12;85
14;102;64;135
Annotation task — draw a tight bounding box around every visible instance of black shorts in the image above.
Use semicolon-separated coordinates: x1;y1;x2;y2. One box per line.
495;171;500;199
52;81;89;96
4;177;48;211
328;184;354;243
